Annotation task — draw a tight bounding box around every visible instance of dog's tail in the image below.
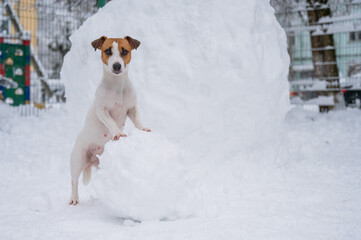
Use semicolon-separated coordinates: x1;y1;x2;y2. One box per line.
82;165;92;185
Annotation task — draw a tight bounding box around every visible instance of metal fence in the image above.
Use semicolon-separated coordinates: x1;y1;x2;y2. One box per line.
273;1;361;108
36;0;97;79
0;0;98;105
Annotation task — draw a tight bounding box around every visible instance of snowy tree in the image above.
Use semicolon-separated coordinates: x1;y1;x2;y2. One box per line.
306;0;344;110
272;0;346;110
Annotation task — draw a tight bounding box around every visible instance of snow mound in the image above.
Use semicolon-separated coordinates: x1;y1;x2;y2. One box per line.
61;0;290;221
92;131;198;221
28;193;52;213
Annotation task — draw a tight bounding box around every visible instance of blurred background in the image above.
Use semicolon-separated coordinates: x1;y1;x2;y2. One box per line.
0;0;104;115
272;0;361;111
0;0;361;114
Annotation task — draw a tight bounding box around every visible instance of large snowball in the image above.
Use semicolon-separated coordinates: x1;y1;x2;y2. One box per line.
92;131;199;221
61;0;290;221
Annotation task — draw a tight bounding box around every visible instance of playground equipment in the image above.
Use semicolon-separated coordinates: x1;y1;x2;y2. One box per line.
0;36;31;106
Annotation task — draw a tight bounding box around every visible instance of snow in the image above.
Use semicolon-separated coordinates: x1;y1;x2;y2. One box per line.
61;0;289;221
342;74;361;90
2;104;361;239
305;96;335;106
284;22;361;36
92;132;200;221
292;64;313;71
290;78;341;92
290;96;335;106
1;0;361;239
62;0;290;145
318;14;361;24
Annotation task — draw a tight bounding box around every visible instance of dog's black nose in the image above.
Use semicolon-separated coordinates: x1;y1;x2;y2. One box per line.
113;62;122;72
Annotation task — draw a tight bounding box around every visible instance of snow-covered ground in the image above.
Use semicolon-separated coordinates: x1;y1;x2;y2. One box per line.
1;0;361;239
1;105;361;239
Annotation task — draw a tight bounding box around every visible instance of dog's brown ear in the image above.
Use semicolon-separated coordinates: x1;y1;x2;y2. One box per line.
91;36;107;51
125;36;141;50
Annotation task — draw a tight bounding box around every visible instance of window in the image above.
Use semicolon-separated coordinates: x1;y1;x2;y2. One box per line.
350;31;361;42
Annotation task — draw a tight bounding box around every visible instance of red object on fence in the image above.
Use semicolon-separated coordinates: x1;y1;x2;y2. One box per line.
25;65;30;86
0;64;4;76
22;39;31;46
0;37;4;76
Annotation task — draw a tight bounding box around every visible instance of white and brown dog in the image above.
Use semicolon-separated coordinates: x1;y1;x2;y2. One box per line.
69;36;151;205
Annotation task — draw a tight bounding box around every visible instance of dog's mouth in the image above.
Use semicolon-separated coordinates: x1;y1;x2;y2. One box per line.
112;70;122;75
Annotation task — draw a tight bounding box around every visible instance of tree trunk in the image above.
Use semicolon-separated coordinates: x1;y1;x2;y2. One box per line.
306;0;345;111
287;35;295;81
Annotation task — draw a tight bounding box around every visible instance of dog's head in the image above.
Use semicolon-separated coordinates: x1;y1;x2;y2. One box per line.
91;36;140;76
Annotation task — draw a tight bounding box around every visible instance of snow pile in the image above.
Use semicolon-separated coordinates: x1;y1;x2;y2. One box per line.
0;104;18;133
92;131;198;221
61;0;289;220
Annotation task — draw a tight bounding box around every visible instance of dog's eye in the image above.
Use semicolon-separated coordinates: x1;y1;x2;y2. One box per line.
104;48;112;56
122;48;129;56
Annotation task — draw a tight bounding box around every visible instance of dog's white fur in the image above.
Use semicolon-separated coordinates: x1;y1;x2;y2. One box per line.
69;41;150;205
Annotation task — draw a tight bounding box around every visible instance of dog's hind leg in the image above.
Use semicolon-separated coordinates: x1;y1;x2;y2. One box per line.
82;146;102;185
69;143;86;205
82;155;99;185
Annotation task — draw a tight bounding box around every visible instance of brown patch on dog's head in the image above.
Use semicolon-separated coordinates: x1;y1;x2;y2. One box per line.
91;36;107;51
91;36;141;66
125;36;141;50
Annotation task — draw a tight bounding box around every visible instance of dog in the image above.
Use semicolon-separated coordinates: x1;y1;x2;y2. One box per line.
69;36;151;205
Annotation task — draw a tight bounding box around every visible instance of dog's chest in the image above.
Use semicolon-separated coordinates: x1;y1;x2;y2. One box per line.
109;90;134;119
111;100;127;114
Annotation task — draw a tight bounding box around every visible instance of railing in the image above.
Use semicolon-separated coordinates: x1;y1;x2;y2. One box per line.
10;102;64;117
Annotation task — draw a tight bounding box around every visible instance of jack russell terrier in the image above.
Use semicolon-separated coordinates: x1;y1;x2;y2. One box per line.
69;36;151;205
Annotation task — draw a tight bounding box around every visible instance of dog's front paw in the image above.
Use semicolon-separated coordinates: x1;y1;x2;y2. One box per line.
142;128;151;132
69;196;79;205
113;132;127;140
